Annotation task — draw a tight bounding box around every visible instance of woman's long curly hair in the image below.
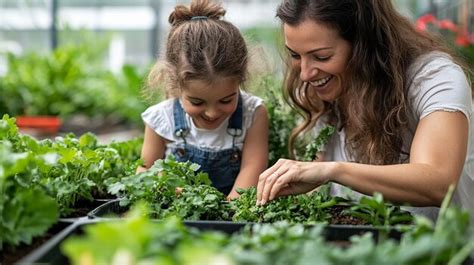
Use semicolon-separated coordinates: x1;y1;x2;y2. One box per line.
146;0;248;98
277;0;455;164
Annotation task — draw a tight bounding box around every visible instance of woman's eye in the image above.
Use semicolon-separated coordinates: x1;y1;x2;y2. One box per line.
289;53;300;59
313;55;331;61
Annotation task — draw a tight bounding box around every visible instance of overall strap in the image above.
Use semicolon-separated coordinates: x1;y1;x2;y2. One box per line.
227;93;243;147
173;99;189;142
174;95;243;144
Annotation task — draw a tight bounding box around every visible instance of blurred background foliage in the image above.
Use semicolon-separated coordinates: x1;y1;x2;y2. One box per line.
0;0;472;158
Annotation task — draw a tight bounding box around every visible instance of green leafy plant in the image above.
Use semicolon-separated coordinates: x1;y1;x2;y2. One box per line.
107;156;212;216
60;192;473;265
231;187;340;223
251;75;297;165
303;125;335;161
0;32;149;127
164;185;231;220
0;139;59;250
348;192;414;226
1;115;142;216
62;204;230;265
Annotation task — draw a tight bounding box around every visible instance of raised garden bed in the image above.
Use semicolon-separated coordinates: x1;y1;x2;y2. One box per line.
87;198;386;225
17;217;474;265
1;200;114;264
87;198;405;241
61;198;113;221
1;221;72;265
17;218;403;265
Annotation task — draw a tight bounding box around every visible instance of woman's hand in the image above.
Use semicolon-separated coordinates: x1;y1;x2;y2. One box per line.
226;190;240;201
256;159;330;205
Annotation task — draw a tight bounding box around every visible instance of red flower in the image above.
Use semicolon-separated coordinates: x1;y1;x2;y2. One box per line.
416;14;437;31
437;19;458;32
416;13;474;48
456;31;470;47
417;14;437;24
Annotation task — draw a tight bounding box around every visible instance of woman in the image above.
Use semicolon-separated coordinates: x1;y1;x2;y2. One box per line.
257;0;473;222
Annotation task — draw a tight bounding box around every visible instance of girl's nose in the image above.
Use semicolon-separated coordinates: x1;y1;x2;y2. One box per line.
204;107;219;118
299;58;318;82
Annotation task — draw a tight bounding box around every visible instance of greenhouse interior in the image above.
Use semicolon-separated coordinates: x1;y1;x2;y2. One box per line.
1;0;474;264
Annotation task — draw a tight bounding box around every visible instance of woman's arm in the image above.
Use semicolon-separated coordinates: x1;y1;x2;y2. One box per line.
136;124;167;173
257;111;468;206
334;111;468;205
228;105;269;199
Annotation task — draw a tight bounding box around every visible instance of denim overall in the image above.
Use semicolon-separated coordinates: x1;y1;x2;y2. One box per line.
172;95;243;195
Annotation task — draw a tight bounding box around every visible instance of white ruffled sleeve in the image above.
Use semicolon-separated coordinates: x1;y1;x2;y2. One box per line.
141;98;176;140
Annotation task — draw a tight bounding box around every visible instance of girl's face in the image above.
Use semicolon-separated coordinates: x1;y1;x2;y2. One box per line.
181;77;240;130
284;19;352;102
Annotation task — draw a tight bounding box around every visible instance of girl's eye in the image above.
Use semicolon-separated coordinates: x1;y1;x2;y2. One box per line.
220;99;233;104
189;100;203;106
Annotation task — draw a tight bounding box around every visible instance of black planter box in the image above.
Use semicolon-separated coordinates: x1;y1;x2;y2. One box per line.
15;219;474;265
14;221;86;265
14;220;392;265
87;199;411;245
2;220;74;265
61;198;114;222
87;198;128;219
88;199;404;240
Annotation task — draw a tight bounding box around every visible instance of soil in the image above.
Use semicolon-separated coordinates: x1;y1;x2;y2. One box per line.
1;222;70;265
328;206;368;225
61;199;112;219
1;199;112;264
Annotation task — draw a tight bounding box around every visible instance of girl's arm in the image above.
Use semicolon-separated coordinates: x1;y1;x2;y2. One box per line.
228;105;269;199
257;111;468;206
136;124;167;173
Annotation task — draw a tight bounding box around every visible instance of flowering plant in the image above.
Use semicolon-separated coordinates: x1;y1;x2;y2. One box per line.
416;14;474;72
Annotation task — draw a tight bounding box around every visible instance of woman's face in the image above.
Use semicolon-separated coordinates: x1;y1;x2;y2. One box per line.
283;19;352;102
181;77;240;130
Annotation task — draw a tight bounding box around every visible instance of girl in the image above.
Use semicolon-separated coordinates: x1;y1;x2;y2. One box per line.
138;0;269;199
257;0;473;223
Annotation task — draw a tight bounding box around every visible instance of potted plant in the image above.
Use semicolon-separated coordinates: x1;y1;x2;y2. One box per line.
15;115;62;135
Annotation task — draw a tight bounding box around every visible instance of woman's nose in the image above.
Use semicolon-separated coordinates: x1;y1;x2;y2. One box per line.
299;58;318;82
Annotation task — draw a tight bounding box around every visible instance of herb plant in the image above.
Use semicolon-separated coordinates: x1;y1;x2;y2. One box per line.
303;125;335;161
231;187;340;223
107;156;213;217
164;185;231;220
348;192;413;226
61;197;474;265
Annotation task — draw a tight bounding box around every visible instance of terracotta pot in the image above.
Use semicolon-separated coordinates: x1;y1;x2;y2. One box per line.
16;115;62;134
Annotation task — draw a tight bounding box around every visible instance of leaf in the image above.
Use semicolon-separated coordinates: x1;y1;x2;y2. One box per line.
303;125;335;161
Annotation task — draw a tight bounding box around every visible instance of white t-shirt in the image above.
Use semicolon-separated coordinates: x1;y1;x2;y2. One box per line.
315;51;473;223
142;91;264;155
